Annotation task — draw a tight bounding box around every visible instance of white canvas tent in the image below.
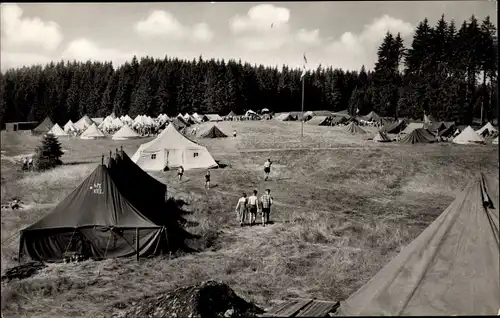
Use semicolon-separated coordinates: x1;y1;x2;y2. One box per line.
112;124;141;140
99;116;114;130
48;123;68;136
452;126;485;144
74;115;94;131
80;123;106;140
111;117;124;129
476;122;497;136
63;120;77;133
131;124;218;171
492;136;498;145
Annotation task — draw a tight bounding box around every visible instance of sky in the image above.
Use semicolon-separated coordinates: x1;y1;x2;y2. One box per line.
0;1;496;72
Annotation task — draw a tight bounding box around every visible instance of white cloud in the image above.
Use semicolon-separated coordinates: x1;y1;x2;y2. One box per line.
61;38;139;66
229;4;321;52
0;51;53;71
325;15;413;70
134;10;214;43
0;3;63;51
296;29;322;46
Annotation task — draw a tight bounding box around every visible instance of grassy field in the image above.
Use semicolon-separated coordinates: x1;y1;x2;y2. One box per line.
1;120;498;317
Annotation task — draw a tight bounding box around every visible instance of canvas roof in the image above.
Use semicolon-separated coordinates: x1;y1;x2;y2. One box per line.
92;117;104;125
476;122;497;136
80;123;105;139
226;111;237;117
64;120;77;132
345;122;367;134
32;117;54;134
425;121;448;132
112;124;140;140
205;114;223;121
401;122;424;134
74;115;94;131
306;116;328;125
381;119;407;134
492;136;498;144
338;173;499;315
200;125;228;138
453;126;485;144
171;117;187;129
131;124;218;171
399;128;436;144
276;113;296;121
112;117;124;128
362;111;382;122
373;131;391;142
48;123;68;136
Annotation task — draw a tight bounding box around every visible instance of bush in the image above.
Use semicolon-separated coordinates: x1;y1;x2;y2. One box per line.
33;133;64;171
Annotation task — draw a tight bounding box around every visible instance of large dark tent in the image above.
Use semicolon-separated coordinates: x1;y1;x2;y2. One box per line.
381;119;407;134
399;128;436;144
337;173;499;315
31;117;54;136
201;125;228;138
19;164;168;262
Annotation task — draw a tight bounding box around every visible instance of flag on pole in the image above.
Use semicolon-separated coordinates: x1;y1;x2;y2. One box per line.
300;52;308;80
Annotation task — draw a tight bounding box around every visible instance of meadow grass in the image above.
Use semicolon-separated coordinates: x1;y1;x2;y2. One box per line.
1;120;498;317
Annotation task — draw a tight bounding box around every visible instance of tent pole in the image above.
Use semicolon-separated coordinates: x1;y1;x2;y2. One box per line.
301;76;305;138
136;228;139;261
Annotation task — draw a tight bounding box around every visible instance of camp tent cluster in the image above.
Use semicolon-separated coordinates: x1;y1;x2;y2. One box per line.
19;150;172;262
132;124;218;171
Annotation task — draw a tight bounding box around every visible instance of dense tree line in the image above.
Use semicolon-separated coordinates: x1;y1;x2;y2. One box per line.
0;14;497;127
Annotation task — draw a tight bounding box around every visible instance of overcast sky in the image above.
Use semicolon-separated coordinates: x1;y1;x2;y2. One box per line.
0;2;496;72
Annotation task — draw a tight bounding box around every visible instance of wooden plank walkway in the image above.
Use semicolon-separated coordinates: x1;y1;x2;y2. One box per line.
260;298;340;317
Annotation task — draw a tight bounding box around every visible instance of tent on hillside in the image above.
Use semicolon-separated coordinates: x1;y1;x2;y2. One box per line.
200;125;228;138
75;115;94;131
373;131;391;142
337;173;499;315
492;136;498;144
399;128;436;144
276;113;296;121
131;124;218;171
112;124;141;140
80;123;106;140
345;122;367;134
64;120;78;133
306;116;329;126
48;123;68;137
401;122;424;134
476;122;497;137
31;117;54;136
362;111;382;122
18;163;169;262
381;119;407;134
453;126;485;144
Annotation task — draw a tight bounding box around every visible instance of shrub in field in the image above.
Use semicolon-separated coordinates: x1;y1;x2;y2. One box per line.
33;133;64;171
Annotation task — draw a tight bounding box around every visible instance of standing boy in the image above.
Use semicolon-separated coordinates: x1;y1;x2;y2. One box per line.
264;158;272;181
260;189;273;226
205;170;211;189
235;193;248;226
247;190;259;225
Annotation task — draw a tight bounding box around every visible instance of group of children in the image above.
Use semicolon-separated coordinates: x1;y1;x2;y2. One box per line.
21;157;34;171
235;188;274;227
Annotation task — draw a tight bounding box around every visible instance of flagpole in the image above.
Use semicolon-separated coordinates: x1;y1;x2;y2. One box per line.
301;76;305;138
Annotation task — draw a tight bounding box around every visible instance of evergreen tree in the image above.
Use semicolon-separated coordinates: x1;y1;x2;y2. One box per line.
34;133;64;171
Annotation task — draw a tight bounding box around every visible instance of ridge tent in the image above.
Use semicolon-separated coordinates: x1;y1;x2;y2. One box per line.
48;123;68;137
399;128;436;144
200;125;228;138
452;126;485;144
306;116;329;126
373;131;391;142
337;173;499;315
74;115;94;131
18;164;167;262
476;122;497;136
131;124;218;171
276;113;296;121
226;111;237;118
425;121;447;133
112;124;141;140
362;111;382;122
31;117;54;136
64;120;77;133
381;119;407;134
80;123;106;140
171;117;187;130
205;114;223;122
438;124;457;138
345;122;367;134
401;122;424;134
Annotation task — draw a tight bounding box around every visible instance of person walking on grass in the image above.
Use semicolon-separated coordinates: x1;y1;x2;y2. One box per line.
28;157;33;171
248;190;259;225
205;170;211;189
177;165;184;181
235;193;248;226
260;189;273;226
22;157;28;171
264;158;272;181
